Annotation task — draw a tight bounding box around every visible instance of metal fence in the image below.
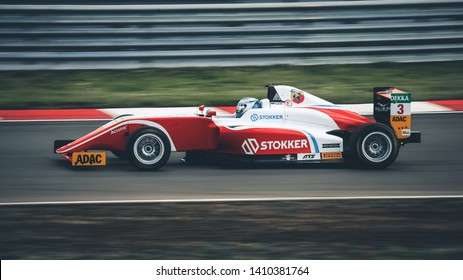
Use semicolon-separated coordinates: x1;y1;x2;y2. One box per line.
1;0;462;70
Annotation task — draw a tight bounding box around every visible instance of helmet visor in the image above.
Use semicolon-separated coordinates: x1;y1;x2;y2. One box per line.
236;103;247;114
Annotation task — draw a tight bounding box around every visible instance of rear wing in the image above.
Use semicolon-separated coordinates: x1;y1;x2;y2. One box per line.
374;87;421;144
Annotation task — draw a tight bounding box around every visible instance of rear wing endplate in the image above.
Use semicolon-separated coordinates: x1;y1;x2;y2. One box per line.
374;87;421;144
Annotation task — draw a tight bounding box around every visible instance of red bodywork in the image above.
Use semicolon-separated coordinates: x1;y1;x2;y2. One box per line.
217;127;313;155
308;106;373;130
56;106;372;161
56;116;220;161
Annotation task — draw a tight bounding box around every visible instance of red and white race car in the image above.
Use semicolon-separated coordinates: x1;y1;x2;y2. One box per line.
55;85;420;170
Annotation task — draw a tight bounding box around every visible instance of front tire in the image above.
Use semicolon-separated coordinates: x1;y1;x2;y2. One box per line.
349;123;399;169
126;128;171;171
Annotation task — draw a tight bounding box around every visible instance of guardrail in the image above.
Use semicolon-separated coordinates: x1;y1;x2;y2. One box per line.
0;0;462;70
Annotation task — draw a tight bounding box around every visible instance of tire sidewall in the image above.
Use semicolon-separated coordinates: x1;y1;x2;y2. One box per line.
126;127;171;170
350;123;399;169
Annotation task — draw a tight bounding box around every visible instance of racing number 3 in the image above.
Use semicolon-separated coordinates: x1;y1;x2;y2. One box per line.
397;104;404;115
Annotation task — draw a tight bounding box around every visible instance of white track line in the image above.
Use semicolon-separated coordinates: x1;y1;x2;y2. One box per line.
1;195;463;206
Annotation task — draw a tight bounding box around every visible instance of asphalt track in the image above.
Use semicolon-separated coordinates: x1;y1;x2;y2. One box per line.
1;114;462;204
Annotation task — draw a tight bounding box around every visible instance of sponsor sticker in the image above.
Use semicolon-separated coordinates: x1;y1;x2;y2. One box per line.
297;153;320;161
391;116;409;122
402;129;411;136
291;89;305;104
72;151;106;166
241;138;309;155
374;102;390;112
390;93;412;140
250;114;283;122
322;152;342;160
391;93;411;103
242;138;260;155
281;154;296;161
111;125;127;135
322;143;341;149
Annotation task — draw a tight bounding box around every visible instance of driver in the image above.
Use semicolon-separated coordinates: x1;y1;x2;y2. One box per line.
235;97;261;118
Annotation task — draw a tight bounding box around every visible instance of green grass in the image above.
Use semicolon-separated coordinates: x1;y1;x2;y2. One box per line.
1;61;462;109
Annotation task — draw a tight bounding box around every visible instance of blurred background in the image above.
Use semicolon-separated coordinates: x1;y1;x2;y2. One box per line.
1;0;463;69
0;0;462;108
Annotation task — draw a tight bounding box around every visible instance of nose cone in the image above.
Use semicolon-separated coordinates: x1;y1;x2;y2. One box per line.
56;145;67;153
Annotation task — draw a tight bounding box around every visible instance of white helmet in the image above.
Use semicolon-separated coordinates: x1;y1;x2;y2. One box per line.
236;97;261;118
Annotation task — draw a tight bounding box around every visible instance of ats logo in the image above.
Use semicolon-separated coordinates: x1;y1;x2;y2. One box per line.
297;153;320;161
242;138;309;155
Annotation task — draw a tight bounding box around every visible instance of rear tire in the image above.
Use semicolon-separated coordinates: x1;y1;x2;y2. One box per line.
349;123;399;169
126;128;171;171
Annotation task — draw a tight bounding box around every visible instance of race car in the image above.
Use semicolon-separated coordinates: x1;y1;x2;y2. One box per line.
54;85;421;170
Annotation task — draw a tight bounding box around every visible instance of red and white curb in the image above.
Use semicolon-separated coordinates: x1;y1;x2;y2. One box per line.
0;100;461;121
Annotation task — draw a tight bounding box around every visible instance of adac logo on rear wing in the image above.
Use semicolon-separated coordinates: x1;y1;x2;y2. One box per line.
373;87;420;144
